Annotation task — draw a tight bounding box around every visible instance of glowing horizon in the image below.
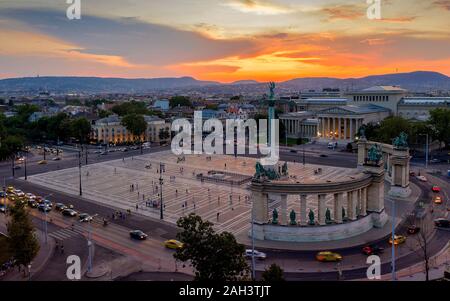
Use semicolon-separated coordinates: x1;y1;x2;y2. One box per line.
0;1;449;82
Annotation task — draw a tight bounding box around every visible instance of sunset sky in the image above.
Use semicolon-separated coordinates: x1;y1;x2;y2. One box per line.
1;0;450;82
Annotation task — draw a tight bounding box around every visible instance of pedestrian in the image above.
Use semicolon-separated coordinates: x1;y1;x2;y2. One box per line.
55;241;59;251
60;245;64;254
217;212;220;221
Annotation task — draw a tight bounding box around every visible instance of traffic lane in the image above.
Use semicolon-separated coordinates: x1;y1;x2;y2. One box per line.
8;179;179;237
30;207;188;273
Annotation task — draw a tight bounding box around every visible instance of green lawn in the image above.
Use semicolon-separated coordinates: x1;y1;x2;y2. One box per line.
0;235;12;265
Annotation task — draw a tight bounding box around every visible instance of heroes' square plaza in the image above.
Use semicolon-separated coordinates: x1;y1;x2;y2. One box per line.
26;143;408;247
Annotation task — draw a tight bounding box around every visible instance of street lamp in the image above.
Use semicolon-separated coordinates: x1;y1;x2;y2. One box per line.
78;149;82;196
42;193;53;245
159;162;164;220
251;196;256;281
24;151;28;181
385;198;396;281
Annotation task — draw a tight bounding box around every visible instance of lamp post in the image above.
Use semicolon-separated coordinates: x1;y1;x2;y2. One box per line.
42;193;53;245
24;151;28;181
78;149;82;196
159;162;164;220
251;196;256;281
386;198;396;281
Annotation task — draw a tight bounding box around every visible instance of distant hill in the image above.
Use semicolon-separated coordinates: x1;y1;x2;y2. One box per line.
0;71;449;93
279;71;450;92
0;76;219;93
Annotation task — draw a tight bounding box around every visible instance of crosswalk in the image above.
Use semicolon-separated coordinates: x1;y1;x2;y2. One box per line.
49;227;84;241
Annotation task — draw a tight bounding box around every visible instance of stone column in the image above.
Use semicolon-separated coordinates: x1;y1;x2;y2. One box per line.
350;118;354;141
252;191;269;224
347;191;357;220
280;194;287;225
318;194;327;225
361;187;367;216
338;118;341;139
300;194;307;225
327;117;331;138
334;193;344;223
344;118;347;140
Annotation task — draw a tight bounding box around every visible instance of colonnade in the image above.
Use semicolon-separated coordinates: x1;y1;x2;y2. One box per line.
317;117;363;140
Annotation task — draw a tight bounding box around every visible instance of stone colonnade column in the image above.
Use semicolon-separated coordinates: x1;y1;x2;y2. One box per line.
252;191;268;224
318;194;327;225
361;187;367;216
300;194;307;225
334;193;344;223
280;194;287;225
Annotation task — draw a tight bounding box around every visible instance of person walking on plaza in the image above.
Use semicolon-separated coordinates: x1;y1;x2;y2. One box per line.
136;203;139;211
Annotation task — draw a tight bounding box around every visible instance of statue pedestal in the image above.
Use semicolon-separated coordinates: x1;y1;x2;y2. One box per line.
388;185;412;198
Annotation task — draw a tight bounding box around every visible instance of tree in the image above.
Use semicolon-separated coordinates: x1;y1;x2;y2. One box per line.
111;101;151;116
0;135;24;161
428;108;450;149
122;114;147;142
169;96;193;109
261;263;285;281
174;214;249;281
98;109;112;119
159;128;170;141
406;217;433;281
70;117;91;144
377;116;412;144
7;201;40;273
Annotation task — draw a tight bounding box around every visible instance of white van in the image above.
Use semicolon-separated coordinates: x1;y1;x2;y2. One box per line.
327;142;338;149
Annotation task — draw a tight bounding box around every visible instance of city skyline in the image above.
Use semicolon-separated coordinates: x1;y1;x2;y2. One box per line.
0;0;449;82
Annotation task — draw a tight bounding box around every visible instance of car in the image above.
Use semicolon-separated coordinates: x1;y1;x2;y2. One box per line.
27;199;38;208
407;225;421;234
164;239;184;250
38;204;52;213
434;218;450;228
430;158;441;164
122;148;129;152
320;154;328;158
315;251;342;262
13;189;24;197
290;150;297;153
55;203;67;211
52;157;61;161
388;235;406;245
62;209;78;217
6;186;14;193
93;150;101;154
362;245;384;256
42;199;53;207
79;213;93;222
327;142;338;149
13;165;21;170
38;160;47;165
409;171;416;176
0;204;6;213
25;193;36;199
245;249;267;260
434;196;443;204
129;230;147;240
0;192;6;198
100;151;108;155
432;186;441;193
416;175;427;182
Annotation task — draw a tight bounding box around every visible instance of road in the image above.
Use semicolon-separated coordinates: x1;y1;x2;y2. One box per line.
1;143;448;280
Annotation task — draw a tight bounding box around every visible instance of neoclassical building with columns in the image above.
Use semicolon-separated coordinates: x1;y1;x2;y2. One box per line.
247;138;408;243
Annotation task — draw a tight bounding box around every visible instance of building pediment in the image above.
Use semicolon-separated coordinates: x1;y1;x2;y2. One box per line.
317;107;357;115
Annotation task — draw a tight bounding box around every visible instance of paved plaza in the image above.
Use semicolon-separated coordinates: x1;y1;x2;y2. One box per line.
27;150;364;236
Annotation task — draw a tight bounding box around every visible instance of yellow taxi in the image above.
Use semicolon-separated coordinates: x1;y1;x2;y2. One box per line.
38;160;47;165
434;196;442;205
6;186;14;193
315;251;343;262
388;235;406;245
164;239;184;250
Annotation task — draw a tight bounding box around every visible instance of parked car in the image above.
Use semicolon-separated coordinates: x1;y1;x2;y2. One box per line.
42;199;53;208
62;209;78;217
52;157;61;161
79;213;93;223
28;199;38;208
164;239;184;250
244;249;267;260
38;160;47;165
434;218;450;228
55;203;67;211
407;225;421;234
38;204;52;213
0;204;6;213
129;230;148;240
362;245;384;256
316;251;342;262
